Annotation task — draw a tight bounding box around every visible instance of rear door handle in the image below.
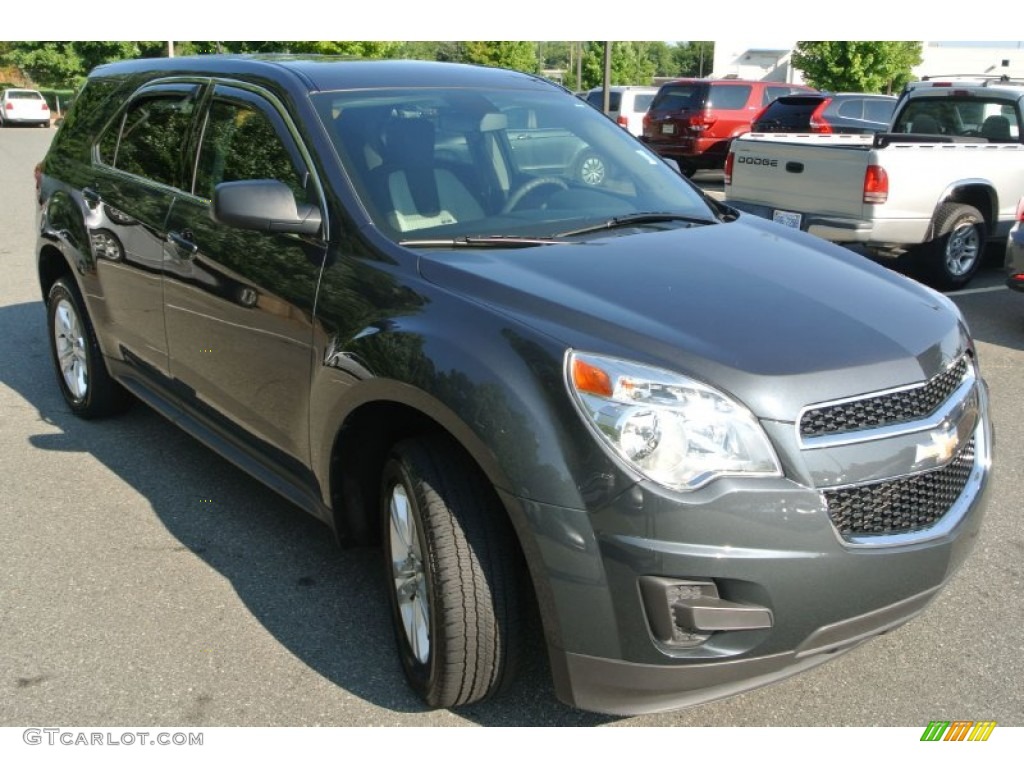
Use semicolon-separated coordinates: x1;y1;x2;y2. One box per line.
167;230;198;258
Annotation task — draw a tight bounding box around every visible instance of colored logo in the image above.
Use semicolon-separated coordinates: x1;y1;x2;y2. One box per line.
921;721;997;741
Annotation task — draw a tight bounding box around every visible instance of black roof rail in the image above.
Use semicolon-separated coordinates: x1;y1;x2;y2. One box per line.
917;73;1024;85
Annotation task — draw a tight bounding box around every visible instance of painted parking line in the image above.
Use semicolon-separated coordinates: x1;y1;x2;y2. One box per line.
947;285;1008;297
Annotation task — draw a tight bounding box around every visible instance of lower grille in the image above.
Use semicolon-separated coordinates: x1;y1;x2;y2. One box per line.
823;438;975;537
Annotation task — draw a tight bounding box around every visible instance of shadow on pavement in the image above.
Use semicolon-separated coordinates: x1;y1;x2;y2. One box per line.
0;300;616;726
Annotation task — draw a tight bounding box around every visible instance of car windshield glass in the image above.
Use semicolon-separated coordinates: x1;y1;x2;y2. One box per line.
312;86;714;244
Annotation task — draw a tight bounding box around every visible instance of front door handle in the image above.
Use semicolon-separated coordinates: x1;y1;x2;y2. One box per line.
167;230;198;258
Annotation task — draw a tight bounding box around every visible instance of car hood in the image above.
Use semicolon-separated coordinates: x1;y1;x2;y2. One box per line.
416;216;968;423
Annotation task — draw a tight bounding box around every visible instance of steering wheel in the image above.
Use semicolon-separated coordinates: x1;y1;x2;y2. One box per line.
501;177;569;214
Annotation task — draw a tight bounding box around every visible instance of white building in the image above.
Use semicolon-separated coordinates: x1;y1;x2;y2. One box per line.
710;41;1024;86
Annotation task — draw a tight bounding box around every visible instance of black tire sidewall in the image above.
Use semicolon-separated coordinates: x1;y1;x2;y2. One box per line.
47;278;93;412
929;203;985;289
380;455;443;701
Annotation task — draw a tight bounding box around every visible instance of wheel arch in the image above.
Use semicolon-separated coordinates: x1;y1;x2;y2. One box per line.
931;182;997;239
324;385;520;549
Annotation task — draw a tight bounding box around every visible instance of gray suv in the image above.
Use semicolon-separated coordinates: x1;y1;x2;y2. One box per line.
35;55;991;715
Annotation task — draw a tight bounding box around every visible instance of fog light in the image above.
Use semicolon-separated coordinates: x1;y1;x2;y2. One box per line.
639;576;773;648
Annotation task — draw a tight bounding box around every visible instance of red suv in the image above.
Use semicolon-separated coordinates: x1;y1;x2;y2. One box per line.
642;78;815;175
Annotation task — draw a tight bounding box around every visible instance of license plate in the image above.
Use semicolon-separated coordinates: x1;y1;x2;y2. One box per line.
661;123;675;135
773;210;802;229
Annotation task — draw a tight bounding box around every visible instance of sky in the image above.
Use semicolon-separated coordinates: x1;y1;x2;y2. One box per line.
4;1;1024;43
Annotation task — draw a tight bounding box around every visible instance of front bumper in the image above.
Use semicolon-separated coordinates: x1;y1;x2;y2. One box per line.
510;379;992;716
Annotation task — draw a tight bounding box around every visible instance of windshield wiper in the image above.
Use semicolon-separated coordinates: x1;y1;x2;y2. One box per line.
555;212;717;238
399;235;570;248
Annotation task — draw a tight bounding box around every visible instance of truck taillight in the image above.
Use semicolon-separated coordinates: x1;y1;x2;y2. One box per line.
724;151;734;185
617;115;629;128
1016;198;1024;222
809;99;833;133
863;165;888;204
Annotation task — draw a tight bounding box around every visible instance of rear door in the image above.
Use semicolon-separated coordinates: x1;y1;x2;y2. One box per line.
88;82;202;378
162;83;327;471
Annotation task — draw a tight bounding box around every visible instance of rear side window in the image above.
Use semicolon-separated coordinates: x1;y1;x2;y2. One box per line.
864;99;896;123
762;86;797;105
836;99;865;119
632;93;655;112
708;85;752;110
98;92;196;188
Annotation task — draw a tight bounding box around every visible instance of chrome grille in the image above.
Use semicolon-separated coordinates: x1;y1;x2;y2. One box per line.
800;356;970;439
823;438;975;538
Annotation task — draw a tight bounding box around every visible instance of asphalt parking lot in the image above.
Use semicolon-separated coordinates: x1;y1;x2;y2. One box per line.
1;126;1022;728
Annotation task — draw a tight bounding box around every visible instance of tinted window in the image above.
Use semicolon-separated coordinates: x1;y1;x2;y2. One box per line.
633;93;655;112
651;85;705;111
194;97;309;203
763;86;797;105
98;93;195;188
6;89;45;101
586;91;622;112
864;99;896;123
708;85;752;110
836;99;864;119
753;97;823;131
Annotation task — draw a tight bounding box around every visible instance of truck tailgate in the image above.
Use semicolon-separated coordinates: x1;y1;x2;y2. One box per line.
726;134;874;222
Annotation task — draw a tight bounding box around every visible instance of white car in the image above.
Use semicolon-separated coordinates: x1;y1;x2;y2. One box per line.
585;85;657;137
1;88;51;127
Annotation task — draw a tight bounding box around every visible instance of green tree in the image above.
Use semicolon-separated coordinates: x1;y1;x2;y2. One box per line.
792;41;923;94
672;41;714;78
462;42;538;73
579;42;660;89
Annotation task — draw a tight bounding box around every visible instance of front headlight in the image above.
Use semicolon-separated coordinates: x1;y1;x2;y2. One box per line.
566;351;782;491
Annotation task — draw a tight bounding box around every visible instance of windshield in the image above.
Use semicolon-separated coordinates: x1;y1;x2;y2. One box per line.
312;86;714;243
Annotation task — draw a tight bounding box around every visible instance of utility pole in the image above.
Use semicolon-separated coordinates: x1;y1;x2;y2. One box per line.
603;41;612;113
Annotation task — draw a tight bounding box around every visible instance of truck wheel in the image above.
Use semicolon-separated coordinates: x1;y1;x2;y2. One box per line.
46;277;131;418
381;435;523;709
924;203;985;290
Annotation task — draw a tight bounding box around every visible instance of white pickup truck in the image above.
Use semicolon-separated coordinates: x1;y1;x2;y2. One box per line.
723;76;1024;288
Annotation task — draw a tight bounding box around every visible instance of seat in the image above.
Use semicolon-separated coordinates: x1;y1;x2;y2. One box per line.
374;117;484;233
911;114;941;134
980;115;1012;142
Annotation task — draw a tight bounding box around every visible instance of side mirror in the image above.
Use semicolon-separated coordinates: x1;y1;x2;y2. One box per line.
211;179;322;236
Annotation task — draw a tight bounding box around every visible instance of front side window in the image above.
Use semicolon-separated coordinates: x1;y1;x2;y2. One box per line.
193;96;310;203
98;92;195;188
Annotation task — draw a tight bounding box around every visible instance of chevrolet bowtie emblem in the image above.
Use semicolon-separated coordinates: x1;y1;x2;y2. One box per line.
915;426;960;465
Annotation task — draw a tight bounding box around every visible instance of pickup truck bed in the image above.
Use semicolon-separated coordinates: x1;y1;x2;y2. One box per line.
724;131;1024;288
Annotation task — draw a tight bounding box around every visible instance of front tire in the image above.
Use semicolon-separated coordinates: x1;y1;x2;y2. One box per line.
381;436;523;709
922;203;985;290
46;276;130;418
